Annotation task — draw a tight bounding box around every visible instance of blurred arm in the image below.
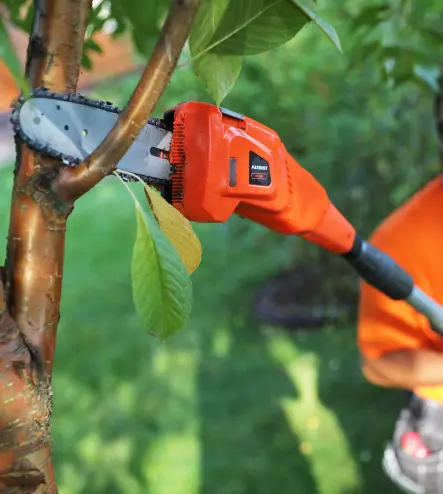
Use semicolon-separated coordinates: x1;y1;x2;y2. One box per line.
362;349;443;389
356;179;443;393
357;237;439;391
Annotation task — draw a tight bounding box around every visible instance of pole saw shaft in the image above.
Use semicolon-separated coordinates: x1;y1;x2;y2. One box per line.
343;236;443;335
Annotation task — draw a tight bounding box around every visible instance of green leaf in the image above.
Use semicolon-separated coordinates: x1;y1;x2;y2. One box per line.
84;39;103;54
0;17;29;93
190;0;341;102
193;53;242;105
110;0;169;55
81;39;103;70
132;202;193;341
190;0;243;104
191;0;311;58
0;0;33;32
288;1;342;53
348;4;391;33
81;52;93;71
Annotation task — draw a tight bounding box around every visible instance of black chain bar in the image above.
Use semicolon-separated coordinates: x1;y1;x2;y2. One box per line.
9;87;169;185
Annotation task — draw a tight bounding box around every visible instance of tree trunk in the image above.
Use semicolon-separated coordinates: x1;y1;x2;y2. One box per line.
0;0;199;491
0;1;91;492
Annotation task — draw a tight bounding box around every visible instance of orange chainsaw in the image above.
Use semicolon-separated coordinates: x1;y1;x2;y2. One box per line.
11;91;443;333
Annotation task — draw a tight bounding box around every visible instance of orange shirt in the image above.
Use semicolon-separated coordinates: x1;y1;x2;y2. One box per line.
357;175;443;403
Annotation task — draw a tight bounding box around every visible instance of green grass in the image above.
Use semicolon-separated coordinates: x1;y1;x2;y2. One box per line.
0;165;407;493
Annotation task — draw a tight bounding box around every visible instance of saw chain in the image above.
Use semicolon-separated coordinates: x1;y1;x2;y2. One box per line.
9;87;169;184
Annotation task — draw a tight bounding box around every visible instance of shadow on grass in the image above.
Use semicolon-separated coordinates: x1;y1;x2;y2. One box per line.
0;167;406;494
195;305;318;494
46;178;321;493
292;326;409;494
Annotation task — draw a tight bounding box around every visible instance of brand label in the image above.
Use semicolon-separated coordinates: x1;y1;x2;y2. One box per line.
249;151;271;186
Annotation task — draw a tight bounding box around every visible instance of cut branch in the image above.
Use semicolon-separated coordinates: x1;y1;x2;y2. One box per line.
53;0;202;202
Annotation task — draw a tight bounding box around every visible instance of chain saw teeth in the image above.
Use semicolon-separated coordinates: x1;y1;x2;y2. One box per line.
10;87;170;185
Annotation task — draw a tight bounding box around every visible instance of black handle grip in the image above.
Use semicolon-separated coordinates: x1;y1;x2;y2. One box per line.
342;236;413;300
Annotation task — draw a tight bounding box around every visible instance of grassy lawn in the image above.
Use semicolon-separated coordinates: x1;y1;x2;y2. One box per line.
0;163;408;493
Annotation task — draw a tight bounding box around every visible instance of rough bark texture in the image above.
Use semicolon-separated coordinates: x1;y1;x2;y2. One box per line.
1;0;91;492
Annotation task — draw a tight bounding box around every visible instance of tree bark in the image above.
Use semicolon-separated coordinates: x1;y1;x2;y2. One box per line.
1;0;91;492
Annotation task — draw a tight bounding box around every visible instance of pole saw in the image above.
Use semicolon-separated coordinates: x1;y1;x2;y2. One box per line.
10;90;443;334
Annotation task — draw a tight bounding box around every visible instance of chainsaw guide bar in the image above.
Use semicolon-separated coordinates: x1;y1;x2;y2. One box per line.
10;88;173;184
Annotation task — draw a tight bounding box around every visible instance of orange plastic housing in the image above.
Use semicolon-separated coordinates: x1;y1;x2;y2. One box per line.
167;102;355;254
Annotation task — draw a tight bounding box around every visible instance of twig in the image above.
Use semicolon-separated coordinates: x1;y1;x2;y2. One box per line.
53;0;202;202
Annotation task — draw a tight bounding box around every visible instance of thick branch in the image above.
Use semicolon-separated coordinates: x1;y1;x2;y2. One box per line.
53;0;202;202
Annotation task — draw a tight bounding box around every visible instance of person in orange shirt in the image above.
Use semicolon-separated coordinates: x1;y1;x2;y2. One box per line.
358;174;443;493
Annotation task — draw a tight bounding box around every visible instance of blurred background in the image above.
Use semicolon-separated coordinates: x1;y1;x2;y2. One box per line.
0;1;441;492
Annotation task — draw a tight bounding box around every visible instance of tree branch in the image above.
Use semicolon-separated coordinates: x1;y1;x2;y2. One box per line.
52;0;202;202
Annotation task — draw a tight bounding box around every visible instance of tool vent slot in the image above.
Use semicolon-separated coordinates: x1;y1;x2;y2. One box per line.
170;111;186;204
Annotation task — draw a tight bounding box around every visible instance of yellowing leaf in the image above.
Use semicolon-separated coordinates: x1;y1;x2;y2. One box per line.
144;186;202;275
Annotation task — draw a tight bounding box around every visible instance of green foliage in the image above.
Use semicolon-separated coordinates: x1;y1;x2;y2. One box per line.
346;0;443;92
82;39;103;71
188;0;242;105
107;0;170;54
3;0;441;100
0;15;29;93
1;0;340;104
125;182;192;341
189;0;341;103
292;1;341;53
0;0;33;31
